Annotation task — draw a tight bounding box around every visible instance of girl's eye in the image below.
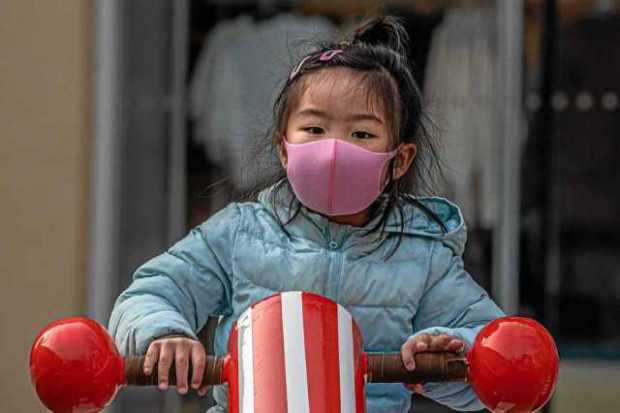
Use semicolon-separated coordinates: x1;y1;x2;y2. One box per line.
303;126;324;134
352;131;376;140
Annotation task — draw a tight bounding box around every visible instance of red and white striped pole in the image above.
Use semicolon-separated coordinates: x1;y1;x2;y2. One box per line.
226;292;365;413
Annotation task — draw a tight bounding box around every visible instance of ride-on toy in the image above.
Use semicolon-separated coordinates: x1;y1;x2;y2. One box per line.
30;291;558;413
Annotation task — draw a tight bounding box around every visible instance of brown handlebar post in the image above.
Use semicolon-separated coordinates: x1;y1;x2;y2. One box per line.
123;355;225;386
366;352;468;383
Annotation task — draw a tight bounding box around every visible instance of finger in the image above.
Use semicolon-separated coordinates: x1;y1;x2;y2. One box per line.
415;340;428;353
405;383;425;394
401;334;431;370
144;342;161;375
158;342;174;390
414;333;432;353
190;345;207;390
401;339;417;370
447;339;466;353
175;343;190;394
198;384;210;397
429;334;452;351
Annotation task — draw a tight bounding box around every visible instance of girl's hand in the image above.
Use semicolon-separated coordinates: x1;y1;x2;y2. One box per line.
143;335;209;396
400;333;466;394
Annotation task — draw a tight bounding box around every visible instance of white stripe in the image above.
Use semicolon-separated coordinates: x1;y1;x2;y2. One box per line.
281;292;310;413
338;305;356;413
238;307;254;413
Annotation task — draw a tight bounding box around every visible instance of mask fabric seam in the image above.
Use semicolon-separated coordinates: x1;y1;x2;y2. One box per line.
328;139;337;214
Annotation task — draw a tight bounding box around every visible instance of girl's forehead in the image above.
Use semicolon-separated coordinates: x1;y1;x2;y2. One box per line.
295;68;388;119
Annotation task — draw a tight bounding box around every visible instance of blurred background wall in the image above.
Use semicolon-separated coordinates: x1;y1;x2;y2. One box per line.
0;1;91;411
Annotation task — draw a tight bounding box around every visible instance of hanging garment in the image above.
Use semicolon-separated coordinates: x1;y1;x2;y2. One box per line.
190;13;336;192
424;7;499;228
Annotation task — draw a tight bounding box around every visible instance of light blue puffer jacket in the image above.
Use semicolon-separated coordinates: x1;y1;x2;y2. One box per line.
109;184;504;412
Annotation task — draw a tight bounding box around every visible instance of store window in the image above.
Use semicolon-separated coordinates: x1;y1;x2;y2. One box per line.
520;0;620;360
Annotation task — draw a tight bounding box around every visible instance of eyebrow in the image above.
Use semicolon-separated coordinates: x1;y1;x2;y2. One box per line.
295;108;384;124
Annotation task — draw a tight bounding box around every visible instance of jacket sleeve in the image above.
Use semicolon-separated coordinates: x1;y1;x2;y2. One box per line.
409;240;505;411
108;203;240;356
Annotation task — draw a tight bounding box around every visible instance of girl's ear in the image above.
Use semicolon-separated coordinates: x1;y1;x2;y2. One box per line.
392;143;417;180
277;139;288;169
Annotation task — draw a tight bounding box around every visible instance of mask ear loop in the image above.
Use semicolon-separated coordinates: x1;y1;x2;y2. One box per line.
388;156;401;193
377;146;400;196
389;143;404;181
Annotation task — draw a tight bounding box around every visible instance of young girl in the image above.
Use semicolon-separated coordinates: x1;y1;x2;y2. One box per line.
109;16;504;412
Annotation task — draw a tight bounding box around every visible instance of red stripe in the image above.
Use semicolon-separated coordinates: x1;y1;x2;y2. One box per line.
303;293;341;412
252;296;288;413
352;323;365;412
227;323;240;413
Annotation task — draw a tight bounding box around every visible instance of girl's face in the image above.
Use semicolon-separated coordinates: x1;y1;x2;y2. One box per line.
285;67;391;152
281;67;416;181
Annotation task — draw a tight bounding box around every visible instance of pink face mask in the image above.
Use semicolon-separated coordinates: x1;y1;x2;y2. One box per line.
284;138;398;216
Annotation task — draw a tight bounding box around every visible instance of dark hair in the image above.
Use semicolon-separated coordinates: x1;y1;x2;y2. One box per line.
235;16;446;259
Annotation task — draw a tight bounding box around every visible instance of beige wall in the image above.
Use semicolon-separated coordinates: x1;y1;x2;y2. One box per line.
553;360;620;413
0;1;90;411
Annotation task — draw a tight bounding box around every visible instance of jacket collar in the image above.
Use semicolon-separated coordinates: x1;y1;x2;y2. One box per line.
257;182;467;256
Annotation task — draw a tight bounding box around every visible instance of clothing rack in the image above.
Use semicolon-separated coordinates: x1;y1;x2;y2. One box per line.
200;0;493;20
